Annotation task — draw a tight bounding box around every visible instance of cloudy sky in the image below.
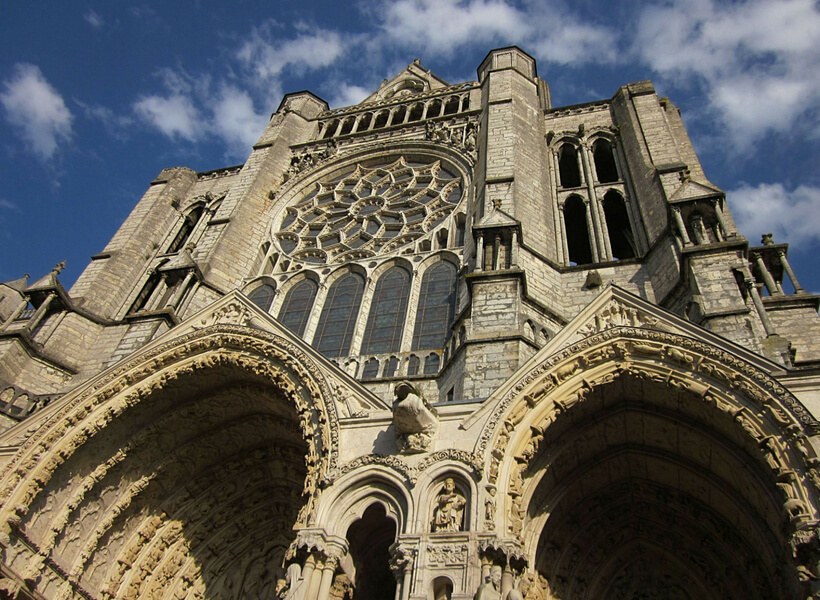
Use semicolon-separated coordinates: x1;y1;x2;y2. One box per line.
2;0;820;295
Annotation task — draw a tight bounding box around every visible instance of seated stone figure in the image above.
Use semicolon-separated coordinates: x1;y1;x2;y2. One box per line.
432;477;467;532
392;381;438;454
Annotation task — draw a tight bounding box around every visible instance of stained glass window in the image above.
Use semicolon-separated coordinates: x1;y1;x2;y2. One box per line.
412;262;457;350
278;279;318;337
361;266;411;355
247;284;275;312
313;273;364;357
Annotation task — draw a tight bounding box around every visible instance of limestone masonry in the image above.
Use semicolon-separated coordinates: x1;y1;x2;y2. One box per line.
1;47;820;600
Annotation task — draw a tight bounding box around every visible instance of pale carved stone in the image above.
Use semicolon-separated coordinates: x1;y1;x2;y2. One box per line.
431;478;467;532
392;381;438;454
474;566;502;600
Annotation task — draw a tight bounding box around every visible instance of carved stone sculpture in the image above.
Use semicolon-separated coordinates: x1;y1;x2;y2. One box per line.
392;381;438;454
432;478;467;532
474;566;502;600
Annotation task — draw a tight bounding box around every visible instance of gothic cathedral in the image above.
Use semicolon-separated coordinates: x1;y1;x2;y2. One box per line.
1;47;820;600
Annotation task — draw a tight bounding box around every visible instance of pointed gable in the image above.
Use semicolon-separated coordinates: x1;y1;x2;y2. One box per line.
362;59;450;104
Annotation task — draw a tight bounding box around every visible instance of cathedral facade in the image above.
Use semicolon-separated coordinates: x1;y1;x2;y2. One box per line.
1;47;820;600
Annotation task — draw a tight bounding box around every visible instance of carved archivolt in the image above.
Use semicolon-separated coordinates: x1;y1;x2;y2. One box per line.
0;324;338;597
327;449;481;486
478;326;820;589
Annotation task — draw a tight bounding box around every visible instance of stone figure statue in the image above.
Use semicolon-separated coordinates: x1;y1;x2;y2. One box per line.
432;477;467;532
505;575;531;600
474;566;502;600
392;381;438;454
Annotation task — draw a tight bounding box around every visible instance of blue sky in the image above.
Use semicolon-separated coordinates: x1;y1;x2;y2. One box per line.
1;0;819;296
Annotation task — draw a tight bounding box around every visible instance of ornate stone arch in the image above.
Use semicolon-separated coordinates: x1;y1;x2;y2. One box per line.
315;466;412;538
0;323;341;600
477;327;820;599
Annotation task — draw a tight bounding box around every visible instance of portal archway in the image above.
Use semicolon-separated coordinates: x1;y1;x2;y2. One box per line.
0;325;339;600
481;330;820;600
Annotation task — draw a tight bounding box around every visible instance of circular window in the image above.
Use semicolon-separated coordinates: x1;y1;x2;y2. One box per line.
274;157;464;263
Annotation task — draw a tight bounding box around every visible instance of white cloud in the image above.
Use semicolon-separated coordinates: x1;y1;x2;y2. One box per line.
328;84;371;109
237;28;345;83
133;94;200;141
84;9;104;29
0;63;73;160
728;182;820;246
377;0;531;55
0;199;19;211
634;0;820;147
211;86;268;155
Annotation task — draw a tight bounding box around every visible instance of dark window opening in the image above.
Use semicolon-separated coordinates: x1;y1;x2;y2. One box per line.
339;118;355;136
424;353;441;375
322;119;339;139
454;214;466;247
362;358;380;379
131;274;161;313
384;356;399;378
358;113;372;131
313;273;364;357
346;504;397;600
391;106;406;125
408;355;420;376
167;206;203;254
461;95;470;111
247;284;275;312
564;196;593;265
443;97;459;115
593;139;619;183
603;191;636;260
374;111;389;129
412;262;457;351
427;100;442;118
361;267;411;355
558;144;582;188
408;104;424;121
278;279;318;337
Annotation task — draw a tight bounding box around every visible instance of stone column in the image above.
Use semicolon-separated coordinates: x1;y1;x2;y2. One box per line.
167;270;196;309
26;292;56;333
583;200;600;262
690;214;707;245
316;556;338;600
501;564;514;599
671;207;691;246
511;230;519;267
145;273;169;311
475;233;484;272
580;146;607;260
711;199;729;239
1;298;29;330
753;254;781;296
297;555;317;600
778;250;805;293
493;235;501;271
558;205;570;265
744;275;776;336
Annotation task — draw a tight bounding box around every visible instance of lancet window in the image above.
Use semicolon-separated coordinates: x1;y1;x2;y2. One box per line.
247;283;275;312
361;266;411;355
563;196;593;266
278;279;318;337
603;191;636;260
412;261;457;351
313;273;365;358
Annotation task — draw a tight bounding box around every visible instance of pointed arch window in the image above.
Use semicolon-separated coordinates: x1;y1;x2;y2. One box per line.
564;196;593;266
412;261;457;351
603;191;636;260
247;284;275;312
558;144;582;188
593;139;619;183
167;206;203;254
278;279;318;337
313;273;364;357
361;266;411;355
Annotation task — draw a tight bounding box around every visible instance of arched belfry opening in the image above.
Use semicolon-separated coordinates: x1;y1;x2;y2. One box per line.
346;503;397;600
0;331;334;600
516;374;807;600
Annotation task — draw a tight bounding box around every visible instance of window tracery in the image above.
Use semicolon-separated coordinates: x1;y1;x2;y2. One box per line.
275;157;464;264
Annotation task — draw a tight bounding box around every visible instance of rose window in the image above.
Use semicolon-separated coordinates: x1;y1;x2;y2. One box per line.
275;157;463;263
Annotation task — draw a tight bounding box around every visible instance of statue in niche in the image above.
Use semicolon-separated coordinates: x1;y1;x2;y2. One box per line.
474;566;502;600
506;575;531;600
392;381;438;454
432;477;467;532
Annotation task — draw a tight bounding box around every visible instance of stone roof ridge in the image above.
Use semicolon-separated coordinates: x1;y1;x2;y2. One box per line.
1;274;29;292
474;203;519;229
26;262;67;294
669;177;724;203
361;59;452;105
